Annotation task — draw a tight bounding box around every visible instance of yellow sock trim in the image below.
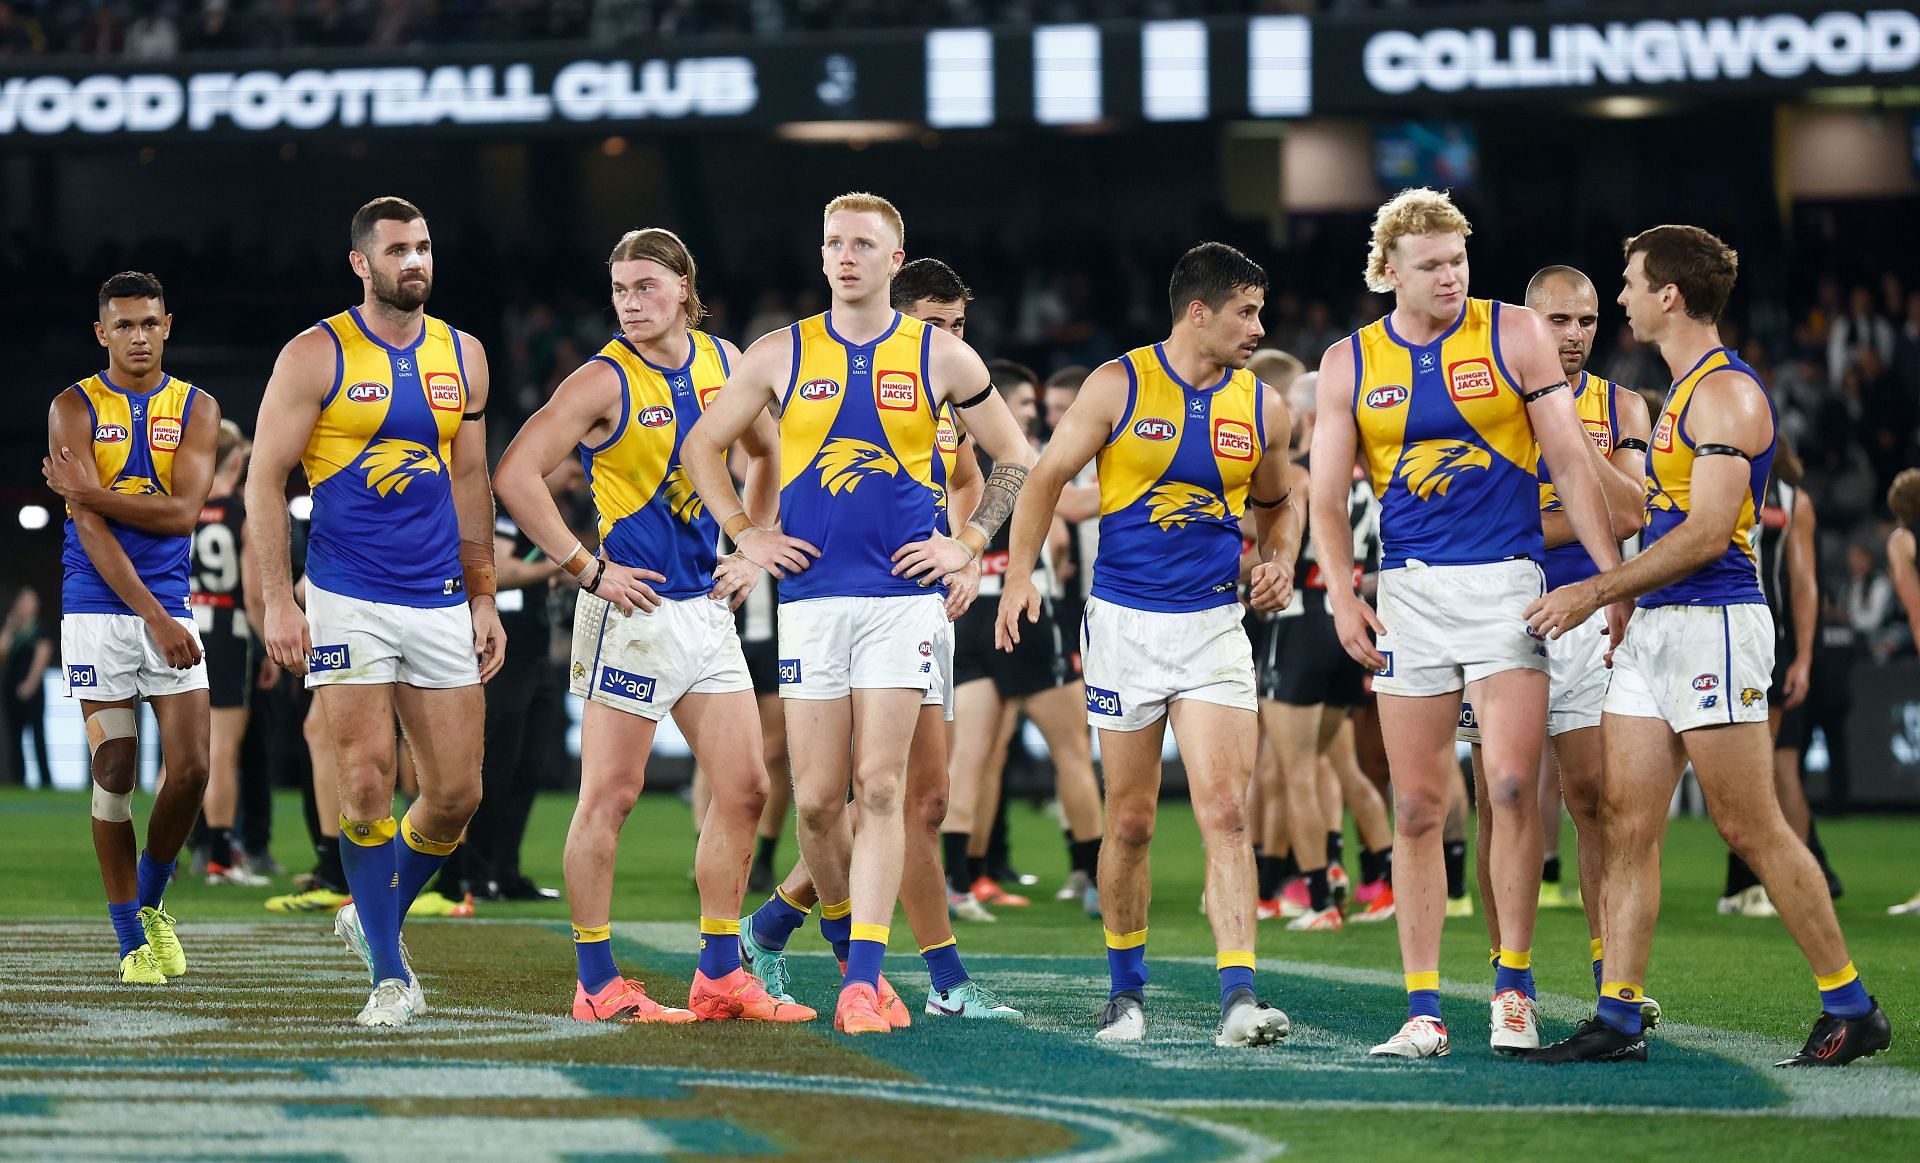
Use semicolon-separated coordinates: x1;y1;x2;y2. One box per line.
340;815;397;847
775;886;813;914
1487;946;1499;966
919;937;957;955
1497;947;1532;971
1601;981;1644;1003
700;916;741;936
1405;971;1440;993
1590;937;1605;963
1103;927;1148;951
1815;962;1859;991
572;923;611;944
849;923;889;946
399;810;459;856
820;898;853;920
1217;950;1256;971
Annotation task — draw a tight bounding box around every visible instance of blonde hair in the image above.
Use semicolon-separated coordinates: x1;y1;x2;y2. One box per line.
1890;468;1920;526
1364;188;1472;294
608;227;705;326
1247;349;1304;395
215;419;250;471
823;192;905;251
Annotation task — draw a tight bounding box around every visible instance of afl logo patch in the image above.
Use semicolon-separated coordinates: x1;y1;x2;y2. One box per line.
346;382;390;403
798;378;840;402
876;370;920;411
1447;358;1497;401
1213;419;1256;461
918;640;933;657
1133;417;1176;441
93;424;129;444
425;371;463;411
638;405;674;428
1692;673;1719;691
935;415;960;453
1365;385;1408;410
149;417;182;451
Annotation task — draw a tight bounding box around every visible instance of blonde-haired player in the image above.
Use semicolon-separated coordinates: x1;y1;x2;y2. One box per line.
1312;188;1624;1058
682;193;1035;1034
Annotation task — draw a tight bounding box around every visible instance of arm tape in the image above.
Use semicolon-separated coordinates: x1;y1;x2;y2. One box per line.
954;384;994;410
1246;490;1291;511
1521;380;1569;403
1695;443;1751;460
1614;437;1650;453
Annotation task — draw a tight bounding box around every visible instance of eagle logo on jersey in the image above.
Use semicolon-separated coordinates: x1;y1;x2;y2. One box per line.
110;475;162;496
1146;483;1227;530
931;482;948;517
1396;440;1491;501
816;439;900;496
357;438;444;497
662;467;705;523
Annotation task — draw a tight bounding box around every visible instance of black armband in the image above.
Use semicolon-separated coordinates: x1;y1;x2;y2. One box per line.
1614;437;1650;453
462;408;486;422
1695;443;1751;461
954;384;994;410
1247;490;1291;510
1521;380;1568;403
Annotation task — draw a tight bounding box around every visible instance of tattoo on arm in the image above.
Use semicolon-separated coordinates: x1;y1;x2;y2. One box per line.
965;463;1029;542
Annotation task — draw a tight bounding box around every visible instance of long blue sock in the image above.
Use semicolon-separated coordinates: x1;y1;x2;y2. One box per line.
844;924;887;990
922;938;968;993
1818;963;1872;1019
572;924;619;993
108;900;144;957
135;850;173;910
394;811;456;919
750;889;811;952
1407;971;1443;1020
819;900;853;963
699;917;742;978
339;816;406;984
1105;927;1148;998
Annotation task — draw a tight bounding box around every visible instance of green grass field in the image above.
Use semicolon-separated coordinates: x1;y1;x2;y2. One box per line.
3;786;1917;1161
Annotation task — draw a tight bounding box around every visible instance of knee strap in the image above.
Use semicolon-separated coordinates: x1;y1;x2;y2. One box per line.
91;783;132;823
84;707;138;755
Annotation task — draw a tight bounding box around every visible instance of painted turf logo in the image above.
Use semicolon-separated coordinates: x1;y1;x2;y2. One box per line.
1086;685;1123;716
599;665;656;703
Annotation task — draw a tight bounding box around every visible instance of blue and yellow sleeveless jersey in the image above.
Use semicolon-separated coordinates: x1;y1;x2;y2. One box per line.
776;311;943;603
1090;343;1265;613
1640;347;1774;608
933;403;962;535
1537;371;1622;591
301;308;467;608
1350;299;1542;569
61;373;204;616
581;330;729;601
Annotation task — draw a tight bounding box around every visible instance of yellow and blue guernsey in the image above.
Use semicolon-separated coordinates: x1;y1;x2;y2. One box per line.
1351;299;1541;568
1641;347;1774;608
581;330;730;599
61;372;205;616
777;311;942;603
1537;370;1622;591
302;308;467;608
1092;343;1265;612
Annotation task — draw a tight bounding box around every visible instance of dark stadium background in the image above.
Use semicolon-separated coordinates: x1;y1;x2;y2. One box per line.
0;0;1916;804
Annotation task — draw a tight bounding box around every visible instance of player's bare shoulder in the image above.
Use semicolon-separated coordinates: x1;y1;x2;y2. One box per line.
268;323;344;400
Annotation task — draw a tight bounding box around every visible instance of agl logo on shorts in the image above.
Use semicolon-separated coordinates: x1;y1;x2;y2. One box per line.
67;665;97;687
778;658;802;684
307;644;351;672
598;665;655;703
1086;685;1123;716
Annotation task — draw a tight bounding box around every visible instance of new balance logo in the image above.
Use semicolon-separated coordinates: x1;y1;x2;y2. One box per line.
598;665;656;703
1086;685;1122;717
307;644;350;673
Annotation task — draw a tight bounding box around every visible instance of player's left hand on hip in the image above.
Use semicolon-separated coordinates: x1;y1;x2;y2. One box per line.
891;535;971;584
